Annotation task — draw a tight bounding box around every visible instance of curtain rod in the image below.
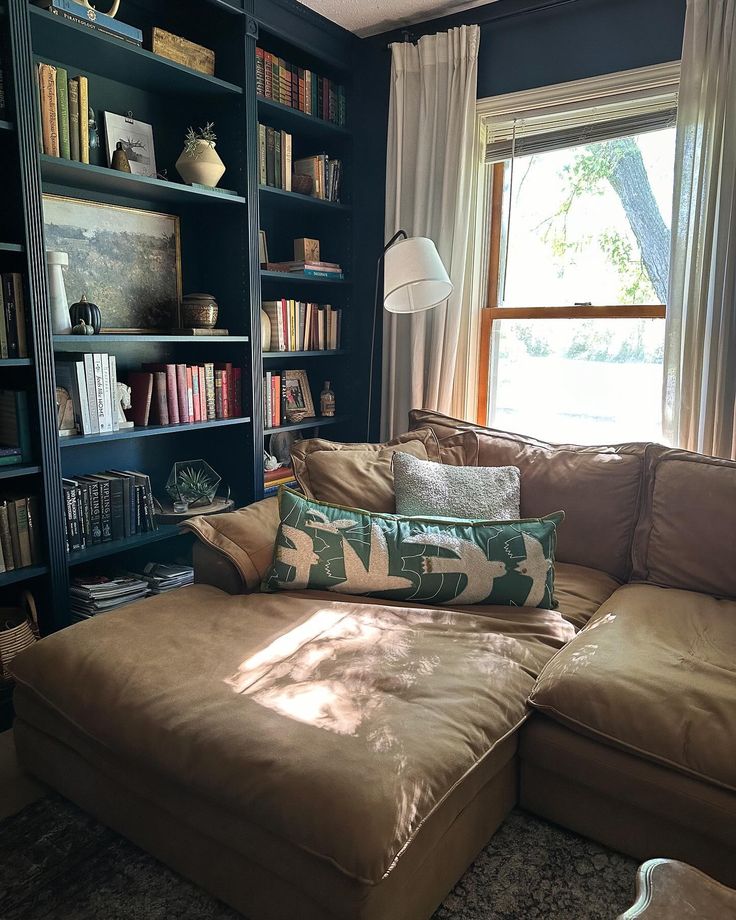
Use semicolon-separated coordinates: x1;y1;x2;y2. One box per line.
386;0;581;47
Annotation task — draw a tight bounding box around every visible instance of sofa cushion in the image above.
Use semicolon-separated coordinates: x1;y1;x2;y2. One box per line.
409;409;647;581
631;448;736;598
552;562;620;631
264;487;564;609
10;585;565;887
392;450;520;520
528;583;736;792
290;429;441;513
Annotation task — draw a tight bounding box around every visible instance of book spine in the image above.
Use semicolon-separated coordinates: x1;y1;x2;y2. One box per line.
0;503;13;570
283;130;292;192
78;75;89;164
176;364;189;423
258;123;267;186
186;366;194;422
232;366;242;418
109;480;125;541
264;51;272;99
204;363;215;420
94;353;111;432
162;364;178;424
153;371;169;425
215;369;224;420
38;63;60;157
97;480;111;541
15;499;32;567
55;67;70;159
0;282;7;359
272;373;280;427
87;481;102;544
256;47;265;96
27;496;42;563
274;129;281;189
78;485;91;549
68;77;80;161
265;126;275;187
12;275;28;359
191;366;201;422
108;354;118;430
2;274;17;358
82;354;99;434
265;371;271;427
198;366;206;421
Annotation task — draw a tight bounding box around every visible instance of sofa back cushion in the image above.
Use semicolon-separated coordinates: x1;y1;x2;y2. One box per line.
631;448;736;598
409;409;646;580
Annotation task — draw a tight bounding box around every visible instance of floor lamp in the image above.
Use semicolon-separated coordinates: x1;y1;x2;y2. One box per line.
366;230;454;440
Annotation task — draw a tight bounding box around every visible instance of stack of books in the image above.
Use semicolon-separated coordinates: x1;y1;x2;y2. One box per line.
0;496;42;573
255;47;346;127
0;391;31;466
36;62;94;162
55;353;121;437
264;465;296;497
293;154;342;202
139;562;194;594
262;301;341;352
0;274;30;358
70;574;150;620
139;362;243;426
62;469;157;554
33;1;143;46
258;124;292;192
265;261;343;280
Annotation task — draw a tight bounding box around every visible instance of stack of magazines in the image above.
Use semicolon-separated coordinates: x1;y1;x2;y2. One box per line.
70;574;149;619
140;563;194;594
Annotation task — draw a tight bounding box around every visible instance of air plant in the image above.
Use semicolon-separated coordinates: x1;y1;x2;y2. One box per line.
182;122;218;158
166;460;221;508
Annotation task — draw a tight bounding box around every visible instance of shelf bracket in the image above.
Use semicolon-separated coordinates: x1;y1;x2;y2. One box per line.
246;15;259;40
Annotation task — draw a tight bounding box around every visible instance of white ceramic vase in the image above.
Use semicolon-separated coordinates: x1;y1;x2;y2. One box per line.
46;250;73;334
175;140;226;188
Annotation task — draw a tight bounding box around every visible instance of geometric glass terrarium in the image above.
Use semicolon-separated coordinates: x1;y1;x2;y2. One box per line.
165;460;221;512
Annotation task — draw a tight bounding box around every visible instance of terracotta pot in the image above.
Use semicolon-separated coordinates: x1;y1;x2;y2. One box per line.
175;140;226;188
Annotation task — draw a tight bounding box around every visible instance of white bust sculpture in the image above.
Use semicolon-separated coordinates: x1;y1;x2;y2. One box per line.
117;382;135;429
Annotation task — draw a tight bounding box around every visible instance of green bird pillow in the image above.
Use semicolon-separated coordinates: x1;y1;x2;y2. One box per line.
263;488;564;609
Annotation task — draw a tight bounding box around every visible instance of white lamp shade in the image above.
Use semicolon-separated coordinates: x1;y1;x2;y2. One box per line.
383;236;453;314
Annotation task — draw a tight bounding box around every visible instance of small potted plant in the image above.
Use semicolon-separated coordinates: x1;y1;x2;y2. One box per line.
175;122;225;189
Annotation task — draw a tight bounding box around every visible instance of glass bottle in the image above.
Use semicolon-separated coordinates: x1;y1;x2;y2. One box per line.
320;381;335;417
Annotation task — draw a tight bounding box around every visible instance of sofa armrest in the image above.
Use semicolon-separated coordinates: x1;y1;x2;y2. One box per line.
182;496;279;594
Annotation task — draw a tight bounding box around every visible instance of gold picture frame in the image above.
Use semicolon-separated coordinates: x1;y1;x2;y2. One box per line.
43;194;182;330
284;369;315;417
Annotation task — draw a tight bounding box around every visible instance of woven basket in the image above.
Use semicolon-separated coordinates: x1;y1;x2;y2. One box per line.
0;591;39;682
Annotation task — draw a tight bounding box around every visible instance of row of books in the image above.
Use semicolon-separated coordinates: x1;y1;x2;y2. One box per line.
70;564;194;619
56;352;122;436
131;363;243;427
257;125;342;202
0;496;42;573
264;464;296;498
62;468;157;553
0;391;31;467
37;61;92;162
264;260;344;280
262;301;341;352
0;274;30;358
256;47;346;127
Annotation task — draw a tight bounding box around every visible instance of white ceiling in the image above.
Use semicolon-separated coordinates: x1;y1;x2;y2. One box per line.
297;0;498;37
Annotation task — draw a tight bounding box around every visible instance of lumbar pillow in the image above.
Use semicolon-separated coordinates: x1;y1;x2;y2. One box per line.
393;451;520;520
263;488;563;609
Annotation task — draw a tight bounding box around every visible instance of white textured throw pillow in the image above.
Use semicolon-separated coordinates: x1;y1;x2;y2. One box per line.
393;451;521;520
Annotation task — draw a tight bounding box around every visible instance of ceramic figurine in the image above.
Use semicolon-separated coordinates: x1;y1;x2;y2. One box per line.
111;141;132;173
116;383;135;429
88;107;100;152
320;381;335;417
69;294;102;333
71;319;95;335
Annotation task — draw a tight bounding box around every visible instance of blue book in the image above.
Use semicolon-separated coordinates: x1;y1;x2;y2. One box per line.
35;0;143;44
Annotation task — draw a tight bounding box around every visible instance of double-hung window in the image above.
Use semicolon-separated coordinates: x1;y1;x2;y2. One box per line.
476;64;679;444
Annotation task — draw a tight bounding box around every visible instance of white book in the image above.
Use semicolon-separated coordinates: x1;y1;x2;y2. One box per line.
265;371;272;427
108;354;119;431
82;353;99;434
93;353;111;433
71;360;93;434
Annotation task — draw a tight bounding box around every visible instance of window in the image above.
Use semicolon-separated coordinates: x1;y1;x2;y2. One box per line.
476;65;679;444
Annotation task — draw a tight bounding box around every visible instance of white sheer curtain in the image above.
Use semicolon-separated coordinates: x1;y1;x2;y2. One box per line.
663;0;736;458
381;25;480;439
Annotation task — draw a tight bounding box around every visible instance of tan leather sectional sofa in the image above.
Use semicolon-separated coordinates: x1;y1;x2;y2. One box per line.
9;408;736;920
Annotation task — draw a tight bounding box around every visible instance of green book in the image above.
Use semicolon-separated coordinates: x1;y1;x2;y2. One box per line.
68;76;80;161
56;66;70;159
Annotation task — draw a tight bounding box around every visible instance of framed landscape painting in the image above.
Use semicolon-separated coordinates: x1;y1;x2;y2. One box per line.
43;195;182;331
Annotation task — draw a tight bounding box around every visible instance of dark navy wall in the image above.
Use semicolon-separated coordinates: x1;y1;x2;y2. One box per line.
357;0;686;436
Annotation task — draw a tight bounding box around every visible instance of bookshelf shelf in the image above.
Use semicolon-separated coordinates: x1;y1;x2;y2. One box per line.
0;242;24;253
264;414;347;435
262;349;346;360
40;156;246;207
60;416;251;447
260;270;349;286
29;7;245;99
0;564;50;587
0;358;33;367
67;524;184;567
53;334;250;346
0;463;42;480
257;97;350;140
259;185;351;213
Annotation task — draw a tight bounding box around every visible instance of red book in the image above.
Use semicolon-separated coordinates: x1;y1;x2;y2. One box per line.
191;366;201;422
197;366;206;421
214;370;224;419
232;367;242;417
151;371;169;425
175;364;189;424
271;373;280;427
215;363;233;418
127;372;153;427
143;363;179;424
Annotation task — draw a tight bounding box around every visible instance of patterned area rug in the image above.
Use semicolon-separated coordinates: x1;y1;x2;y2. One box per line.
0;796;637;919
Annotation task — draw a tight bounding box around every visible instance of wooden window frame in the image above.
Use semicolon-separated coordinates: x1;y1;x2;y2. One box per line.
476;162;666;425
